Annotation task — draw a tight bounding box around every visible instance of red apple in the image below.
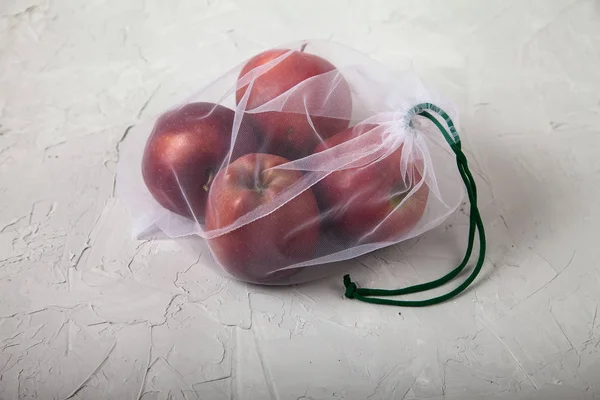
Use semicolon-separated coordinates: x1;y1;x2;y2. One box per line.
313;124;429;244
236;48;352;159
142;102;258;221
205;153;320;283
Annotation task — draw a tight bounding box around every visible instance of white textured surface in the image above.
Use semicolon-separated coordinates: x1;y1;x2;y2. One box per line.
1;0;599;399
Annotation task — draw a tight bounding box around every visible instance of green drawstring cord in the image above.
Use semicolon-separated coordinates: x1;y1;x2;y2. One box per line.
343;103;486;307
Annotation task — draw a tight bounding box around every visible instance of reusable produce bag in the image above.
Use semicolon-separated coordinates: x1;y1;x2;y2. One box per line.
117;40;485;306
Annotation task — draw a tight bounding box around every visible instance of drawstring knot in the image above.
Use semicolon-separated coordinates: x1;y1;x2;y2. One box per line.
343;275;357;298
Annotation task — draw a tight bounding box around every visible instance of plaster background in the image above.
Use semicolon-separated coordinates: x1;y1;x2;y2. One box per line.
1;0;599;399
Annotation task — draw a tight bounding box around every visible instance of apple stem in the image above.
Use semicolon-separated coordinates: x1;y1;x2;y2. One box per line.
300;42;308;53
203;171;214;192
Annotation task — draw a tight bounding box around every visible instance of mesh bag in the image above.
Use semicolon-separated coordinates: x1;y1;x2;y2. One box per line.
117;40;485;306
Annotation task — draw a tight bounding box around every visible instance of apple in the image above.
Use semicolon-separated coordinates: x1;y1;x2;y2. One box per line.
236;47;352;159
205;153;320;283
142;102;258;221
313;123;429;244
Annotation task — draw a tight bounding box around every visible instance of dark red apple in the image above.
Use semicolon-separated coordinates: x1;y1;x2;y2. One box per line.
236;48;352;160
205;153;320;283
142;102;258;221
313;124;429;244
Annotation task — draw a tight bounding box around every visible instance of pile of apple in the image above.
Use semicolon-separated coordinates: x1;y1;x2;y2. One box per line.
142;47;429;283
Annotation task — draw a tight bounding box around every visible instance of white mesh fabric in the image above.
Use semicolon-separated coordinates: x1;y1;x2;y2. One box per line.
116;40;464;284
